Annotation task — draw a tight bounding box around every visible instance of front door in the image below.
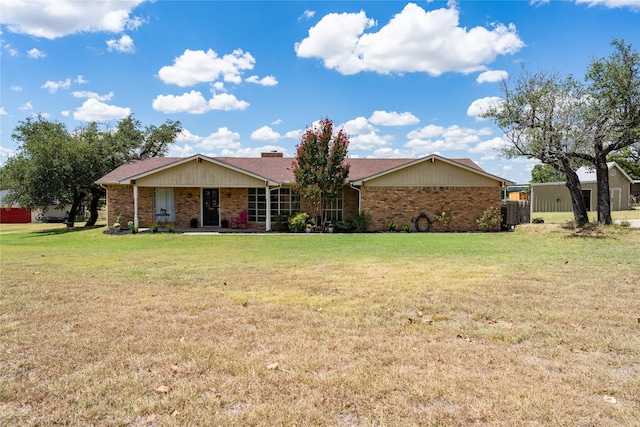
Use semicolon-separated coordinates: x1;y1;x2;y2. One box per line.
202;189;219;226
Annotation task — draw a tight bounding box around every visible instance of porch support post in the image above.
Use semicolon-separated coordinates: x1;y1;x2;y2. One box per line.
265;185;271;231
133;185;139;228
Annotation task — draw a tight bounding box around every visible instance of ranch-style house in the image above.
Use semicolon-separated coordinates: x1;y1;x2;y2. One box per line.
96;152;513;232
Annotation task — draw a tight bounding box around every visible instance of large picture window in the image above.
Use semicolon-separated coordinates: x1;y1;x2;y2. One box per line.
270;188;300;218
248;188;267;222
154;188;175;222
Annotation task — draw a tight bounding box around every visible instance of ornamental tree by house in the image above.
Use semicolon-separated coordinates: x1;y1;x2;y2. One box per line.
292;118;350;229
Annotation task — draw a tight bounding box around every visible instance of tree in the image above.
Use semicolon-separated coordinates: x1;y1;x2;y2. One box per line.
292;118;350;228
1;115;182;227
483;70;590;226
1;116;91;222
575;40;640;224
83;116;182;225
530;164;566;183
608;144;640;179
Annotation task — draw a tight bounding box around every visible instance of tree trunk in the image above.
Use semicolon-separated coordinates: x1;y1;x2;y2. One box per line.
594;151;613;225
85;186;103;227
562;160;589;226
67;191;86;225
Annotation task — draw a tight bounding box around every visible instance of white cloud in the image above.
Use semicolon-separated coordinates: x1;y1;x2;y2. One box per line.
2;43;19;56
350;132;393;151
476;70;508;83
158;48;256;87
295;3;524;76
271;119;282;125
372;147;415;158
19;102;33;111
168;143;196;158
469;137;507;160
245;75;278;86
0;0;146;39
41;75;87;93
72;91;114;101
575;0;640;10
0;107;7;115
152;90;249;114
341;116;376;135
106;34;135;53
529;0;551;6
369;110;419;126
295;10;376;75
42;78;71;93
10;85;22;91
300;10;316;20
198;127;242;150
61;110;70;117
73;98;130;121
27;48;46;59
175;129;201;144
208;93;250;111
406;124;493;151
251;126;281;142
219;145;288;157
285;129;303;140
467;96;503;121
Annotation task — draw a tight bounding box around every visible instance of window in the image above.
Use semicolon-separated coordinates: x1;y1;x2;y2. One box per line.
270;188;300;218
324;191;343;222
248;188;267;222
154;188;175;221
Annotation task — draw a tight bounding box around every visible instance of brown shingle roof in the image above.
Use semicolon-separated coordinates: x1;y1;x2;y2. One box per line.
96;155;487;184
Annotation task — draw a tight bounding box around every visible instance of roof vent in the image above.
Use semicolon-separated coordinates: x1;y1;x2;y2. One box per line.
261;151;283;158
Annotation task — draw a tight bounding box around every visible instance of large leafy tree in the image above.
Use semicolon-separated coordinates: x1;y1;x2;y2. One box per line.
484;70;590;226
575;39;640;224
1;115;181;226
292;118;350;228
530;164;566;183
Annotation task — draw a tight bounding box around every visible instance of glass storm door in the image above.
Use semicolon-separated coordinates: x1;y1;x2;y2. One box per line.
203;189;219;226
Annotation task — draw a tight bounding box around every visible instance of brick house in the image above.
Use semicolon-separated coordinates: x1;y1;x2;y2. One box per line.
96;152;512;232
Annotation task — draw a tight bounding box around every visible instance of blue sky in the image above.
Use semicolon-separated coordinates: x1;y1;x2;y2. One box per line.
1;0;639;183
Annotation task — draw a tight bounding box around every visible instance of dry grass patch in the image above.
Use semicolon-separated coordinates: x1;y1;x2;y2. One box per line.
1;224;639;425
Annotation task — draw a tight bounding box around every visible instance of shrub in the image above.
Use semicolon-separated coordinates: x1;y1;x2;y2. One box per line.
387;220;398;232
403;222;411;233
476;207;502;231
335;219;355;233
288;212;309;233
354;211;372;232
166;224;175;233
151;223;159;233
619;220;631;228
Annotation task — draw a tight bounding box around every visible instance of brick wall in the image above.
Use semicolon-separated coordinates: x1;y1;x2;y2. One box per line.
174;188;200;227
360;186;501;232
107;185;154;227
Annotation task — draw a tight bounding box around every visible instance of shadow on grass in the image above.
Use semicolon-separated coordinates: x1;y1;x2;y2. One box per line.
24;225;106;238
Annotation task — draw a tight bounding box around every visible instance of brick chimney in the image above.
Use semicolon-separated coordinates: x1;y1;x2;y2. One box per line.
261;151;283;158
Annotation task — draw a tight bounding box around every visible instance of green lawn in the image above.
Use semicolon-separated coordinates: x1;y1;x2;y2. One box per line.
531;208;640;223
1;223;639;425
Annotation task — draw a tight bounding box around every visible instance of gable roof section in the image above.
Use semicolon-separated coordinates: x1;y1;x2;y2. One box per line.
97;154;280;185
575;162;633;184
350;154;513;186
96;154;511;187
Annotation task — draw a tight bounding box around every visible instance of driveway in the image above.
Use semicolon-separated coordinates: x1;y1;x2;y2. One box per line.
616;219;640;228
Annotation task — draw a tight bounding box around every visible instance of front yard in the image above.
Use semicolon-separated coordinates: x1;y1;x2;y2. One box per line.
1;223;638;425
